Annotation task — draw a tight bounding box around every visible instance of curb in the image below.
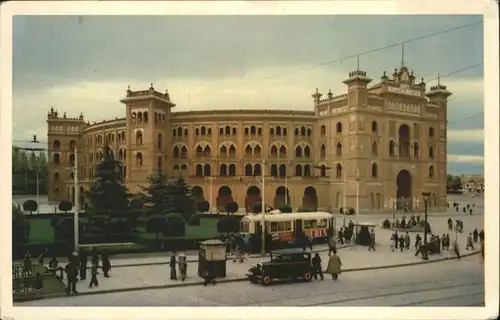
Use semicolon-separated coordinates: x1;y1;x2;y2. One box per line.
20;249;480;303
76;245;350;270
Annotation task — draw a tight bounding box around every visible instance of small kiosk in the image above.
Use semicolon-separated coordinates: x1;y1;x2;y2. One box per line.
354;221;377;246
198;239;227;278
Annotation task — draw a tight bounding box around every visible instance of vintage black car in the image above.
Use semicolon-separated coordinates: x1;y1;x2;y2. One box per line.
246;249;313;285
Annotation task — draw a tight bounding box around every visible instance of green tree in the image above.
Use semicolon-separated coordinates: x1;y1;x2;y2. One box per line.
23;200;38;215
138;168;170;216
225;201;238;216
164;178;195;218
146;215;169;241
12;202;30;258
87;145;131;217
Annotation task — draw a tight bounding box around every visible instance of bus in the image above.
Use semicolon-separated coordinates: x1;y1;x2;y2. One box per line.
239;212;336;246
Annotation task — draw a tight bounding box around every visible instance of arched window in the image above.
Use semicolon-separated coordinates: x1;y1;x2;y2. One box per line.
307;128;312;136
279;145;287;157
195;128;200;136
181;146;187;158
336;164;342;178
336;122;343;133
250;126;256;136
295;164;302;176
157;133;162;150
320;144;326;158
136;131;143;145
304;146;311;157
225;126;231;136
177;127;182;137
270;127;275;136
413;142;420;158
257;127;262;136
196;145;203;157
53;140;61;150
429;165;434;178
185;128;189;136
372;141;378;156
279;164;287;177
173;146;180;158
283;128;288;136
204;164;211;177
320;125;326;136
196;164;203;177
136;153;143;166
245;145;253;157
244;127;249;136
270;145;278;157
220;145;228;156
201;126;206;136
53;153;60;165
294;128;299;136
389;140;395;156
336;142;342;157
232;127;237;136
300;127;306;136
371;163;378;178
143;112;148;123
54;172;60;181
371;121;378;133
137;112;143;123
429;127;435;138
429;145;435;159
295;146;302;157
228;164;236;176
173;129;177;137
304;165;311;177
276;126;282;136
220;164;227;176
270;164;278;177
254;164;262;176
245;164;253;176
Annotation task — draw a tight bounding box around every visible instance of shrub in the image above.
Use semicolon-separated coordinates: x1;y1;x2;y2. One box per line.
217;216;240;235
187;214;201;226
164;213;186;237
225;201;239;215
129;198;144;210
146;215;169;241
297;207;314;213
197;200;210;213
58;200;73;213
382;219;391;229
23;200;38;215
278;204;293;213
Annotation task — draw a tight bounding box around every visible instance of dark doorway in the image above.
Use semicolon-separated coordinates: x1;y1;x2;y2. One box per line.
274;186;291;208
396;170;412;210
216;186;233;211
302;186;318;210
246;186;261;213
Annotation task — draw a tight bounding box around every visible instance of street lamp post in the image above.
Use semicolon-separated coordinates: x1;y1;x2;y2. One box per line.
421;192;430;261
207;176;214;214
73;146;80;254
260;159;266;256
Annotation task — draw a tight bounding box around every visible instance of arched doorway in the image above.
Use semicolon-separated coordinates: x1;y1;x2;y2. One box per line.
216;186;233;211
274;186;290;208
302;186;318;210
191;186;205;202
396;170;412;210
245;186;261;212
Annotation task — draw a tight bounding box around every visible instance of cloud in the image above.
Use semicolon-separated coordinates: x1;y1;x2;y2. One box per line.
447;129;483;142
447;154;484;164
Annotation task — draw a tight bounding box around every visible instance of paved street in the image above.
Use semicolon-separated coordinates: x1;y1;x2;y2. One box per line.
21;255;484;306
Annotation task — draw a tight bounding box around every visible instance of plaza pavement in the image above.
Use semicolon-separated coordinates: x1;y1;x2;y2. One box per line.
31;211;482;301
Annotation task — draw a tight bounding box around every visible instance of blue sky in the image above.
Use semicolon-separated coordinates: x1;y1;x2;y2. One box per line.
12;15;484;174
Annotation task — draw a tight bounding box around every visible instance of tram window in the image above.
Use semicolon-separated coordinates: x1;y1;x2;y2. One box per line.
277;221;292;232
270;222;279;232
318;219;328;228
303;220;317;229
240;221;250;233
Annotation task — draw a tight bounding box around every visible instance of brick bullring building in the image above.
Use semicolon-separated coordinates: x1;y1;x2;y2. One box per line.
46;64;451;213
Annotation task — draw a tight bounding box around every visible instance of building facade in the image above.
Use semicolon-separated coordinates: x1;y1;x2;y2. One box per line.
46;64;451;213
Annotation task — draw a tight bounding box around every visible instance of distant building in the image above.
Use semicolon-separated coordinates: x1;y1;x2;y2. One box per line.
46;64;450;213
461;174;484;194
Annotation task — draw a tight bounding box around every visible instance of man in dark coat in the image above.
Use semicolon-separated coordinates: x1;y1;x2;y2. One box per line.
473;229;479;243
368;230;376;252
312;253;324;280
447;218;453;231
65;258;79;295
89;261;99;288
102;254;111;277
79;253;88;280
337;228;344;245
479;229;484;242
170;252;177;280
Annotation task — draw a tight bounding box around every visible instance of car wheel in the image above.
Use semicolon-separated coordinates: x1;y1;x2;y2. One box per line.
261;275;272;285
303;271;313;282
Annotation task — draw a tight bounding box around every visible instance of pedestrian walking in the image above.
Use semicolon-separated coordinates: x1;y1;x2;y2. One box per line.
404;232;411;250
170;252;177;280
414;234;422;250
91;254;100;275
178;253;187;282
368;230;376;252
65;258;79;295
441;235;446;251
447;218;453;231
398;235;405;252
479;229;484;242
326;252;342;281
89;261;99;288
473;229;478;243
312;253;324;280
102;254;111;277
328;236;337;256
37;252;45;266
23;251;32;274
466;233;474;250
337;228;344;245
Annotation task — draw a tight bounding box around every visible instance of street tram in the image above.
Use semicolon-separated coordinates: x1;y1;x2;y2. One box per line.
239;212;336;245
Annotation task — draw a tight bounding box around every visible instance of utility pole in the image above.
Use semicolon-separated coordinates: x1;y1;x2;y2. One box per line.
74;146;80;254
261;159;266;256
422;192;430;261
